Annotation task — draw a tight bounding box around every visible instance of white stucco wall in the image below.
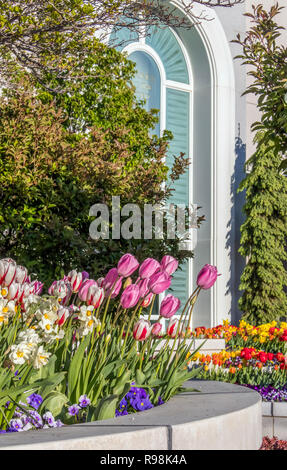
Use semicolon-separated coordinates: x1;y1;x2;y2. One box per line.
213;0;286;323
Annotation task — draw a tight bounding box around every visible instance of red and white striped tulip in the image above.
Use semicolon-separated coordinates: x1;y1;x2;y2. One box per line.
7;282;23;302
151;322;163;337
48;280;72;305
78;279;98;302
141;292;154;308
167;317;179;338
133;319;151;341
15;265;28;285
86;284;104;308
56;307;70;326
67;270;83;293
0;258;17;287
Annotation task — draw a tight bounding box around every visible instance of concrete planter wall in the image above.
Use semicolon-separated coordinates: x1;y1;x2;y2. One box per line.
262;401;287;440
155;338;225;357
0;380;262;450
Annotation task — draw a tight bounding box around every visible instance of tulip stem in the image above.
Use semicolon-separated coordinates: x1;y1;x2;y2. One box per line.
165;288;201;379
100;276;120;333
139;340;150;371
111;307;123;329
147;295;156;323
120;304;141;358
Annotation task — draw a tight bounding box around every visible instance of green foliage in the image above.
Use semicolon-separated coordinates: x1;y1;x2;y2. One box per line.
233;3;287;172
238;134;287;324
0;38;194;286
0;0;244;89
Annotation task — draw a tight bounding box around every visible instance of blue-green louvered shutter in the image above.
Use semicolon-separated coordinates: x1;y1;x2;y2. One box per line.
166;88;190;314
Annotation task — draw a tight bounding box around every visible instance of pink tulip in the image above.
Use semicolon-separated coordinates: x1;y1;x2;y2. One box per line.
160;294;181;318
160;255;178;276
151;322;162;337
148;270;171;294
78;279;98;302
138;278;150;298
120;284;140;309
139;258;160;279
103;268;119;290
106;277;122;299
0;258;17;287
117;254;139;278
68;270;83;293
141;292;154;308
133;319;151;341
196;264;219;290
167;317;179;338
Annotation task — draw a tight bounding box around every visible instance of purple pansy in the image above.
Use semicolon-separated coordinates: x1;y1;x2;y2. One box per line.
26;393;43;410
78;395;91;408
68;404;80;416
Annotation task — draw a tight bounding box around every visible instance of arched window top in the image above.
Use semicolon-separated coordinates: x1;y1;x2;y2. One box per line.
146;27;189;84
110;24;191;86
128;51;161;110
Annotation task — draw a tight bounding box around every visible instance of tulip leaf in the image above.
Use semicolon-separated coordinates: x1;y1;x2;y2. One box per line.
42;391;69;417
92;394;119;421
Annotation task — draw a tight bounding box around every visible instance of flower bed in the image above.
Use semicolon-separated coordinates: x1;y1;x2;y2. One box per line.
188;319;287;353
260;436;287;450
188;320;287;406
0;255;219;433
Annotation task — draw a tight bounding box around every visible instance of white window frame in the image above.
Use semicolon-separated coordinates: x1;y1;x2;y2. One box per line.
123;31;194;325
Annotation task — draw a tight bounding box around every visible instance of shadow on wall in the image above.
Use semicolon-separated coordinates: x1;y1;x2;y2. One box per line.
226;131;246;326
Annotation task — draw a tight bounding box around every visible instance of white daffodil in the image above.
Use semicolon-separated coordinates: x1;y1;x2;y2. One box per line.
78;317;100;337
43;325;65;344
17;329;40;344
38;317;55;335
78;305;94;322
0;286;8;299
42;309;58;323
17;330;40;354
23;294;40;312
9;342;32;365
0;299;16;324
32;346;51;369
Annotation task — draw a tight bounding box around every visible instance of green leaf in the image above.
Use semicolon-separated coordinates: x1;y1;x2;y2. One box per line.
92;394;119;421
41;391;69;417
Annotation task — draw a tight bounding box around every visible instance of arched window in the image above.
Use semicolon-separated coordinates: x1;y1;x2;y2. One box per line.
121;28;193;319
109;4;236;328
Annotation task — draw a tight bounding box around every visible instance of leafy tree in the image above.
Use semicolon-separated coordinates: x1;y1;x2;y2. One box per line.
235;3;287;323
233;3;287;171
0;53;195;286
0;0;243;90
238;134;287;325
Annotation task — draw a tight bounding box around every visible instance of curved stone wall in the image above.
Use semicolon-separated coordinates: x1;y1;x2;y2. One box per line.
0;380;262;450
